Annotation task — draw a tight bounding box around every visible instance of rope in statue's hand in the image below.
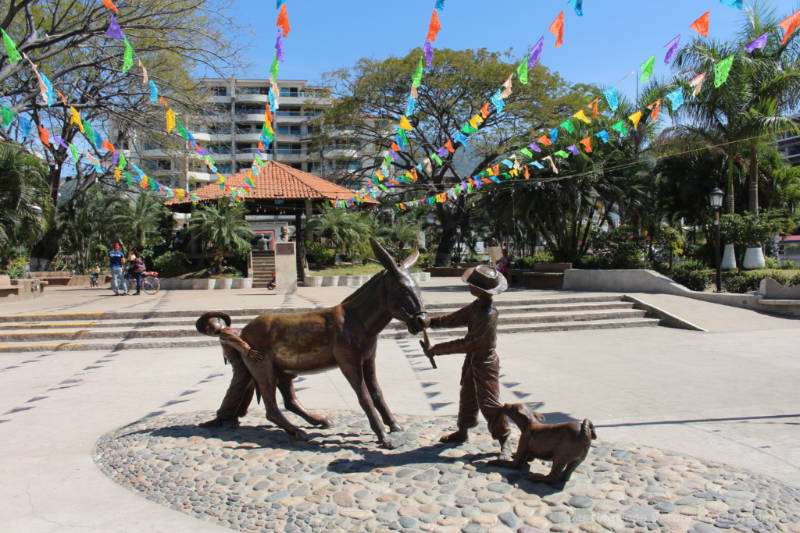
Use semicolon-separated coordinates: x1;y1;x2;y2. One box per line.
420;328;437;369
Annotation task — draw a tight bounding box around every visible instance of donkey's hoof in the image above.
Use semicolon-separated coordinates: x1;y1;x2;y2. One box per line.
292;429;310;441
313;417;332;428
379;436;400;449
199;417;239;429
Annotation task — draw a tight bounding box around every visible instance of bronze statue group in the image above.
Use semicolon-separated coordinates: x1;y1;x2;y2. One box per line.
196;239;595;486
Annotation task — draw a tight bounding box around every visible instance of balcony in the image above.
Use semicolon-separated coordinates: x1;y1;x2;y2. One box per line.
139;149;171;158
188;171;215;183
278;95;332;106
325;148;359;158
274;114;309;124
209;95;231;103
234;132;264;143
235;93;268;104
235;113;266;123
206;152;233;161
274;152;308;163
207;132;233;142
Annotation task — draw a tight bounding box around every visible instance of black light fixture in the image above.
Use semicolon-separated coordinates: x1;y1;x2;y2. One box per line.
708;187;724;209
709;187;724;292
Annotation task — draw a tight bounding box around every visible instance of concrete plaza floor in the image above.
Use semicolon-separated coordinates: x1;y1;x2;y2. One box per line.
0;280;798;532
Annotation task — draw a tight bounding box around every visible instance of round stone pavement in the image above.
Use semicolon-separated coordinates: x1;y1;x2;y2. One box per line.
95;411;800;533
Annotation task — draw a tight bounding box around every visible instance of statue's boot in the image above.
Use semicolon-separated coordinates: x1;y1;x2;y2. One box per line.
199;417;240;429
439;428;468;444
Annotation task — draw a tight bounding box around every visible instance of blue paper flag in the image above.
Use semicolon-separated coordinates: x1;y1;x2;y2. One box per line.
501;158;514;168
149;80;158;102
435;0;445;10
569;0;583;16
530;161;544;169
40;72;54;106
666;87;684;111
405;95;416;116
549;128;558;144
720;0;742;8
20;117;31;138
603;87;618;112
453;131;468;147
595;130;609;143
490;94;505;114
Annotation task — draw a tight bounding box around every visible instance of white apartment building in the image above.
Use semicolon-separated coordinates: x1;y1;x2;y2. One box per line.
129;78;367;191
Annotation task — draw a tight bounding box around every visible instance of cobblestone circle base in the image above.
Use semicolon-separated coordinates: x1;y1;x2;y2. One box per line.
95;411;800;533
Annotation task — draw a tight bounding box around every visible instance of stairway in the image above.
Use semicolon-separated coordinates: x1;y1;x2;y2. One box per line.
0;295;664;354
251;251;276;288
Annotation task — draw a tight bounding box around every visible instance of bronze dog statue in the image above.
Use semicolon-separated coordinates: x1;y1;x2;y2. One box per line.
196;238;427;449
491;403;596;485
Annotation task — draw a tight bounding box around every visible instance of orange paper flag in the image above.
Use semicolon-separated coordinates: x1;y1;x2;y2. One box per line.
480;102;490;118
549;11;564;48
391;142;401;152
647;99;662;121
524;166;530;179
276;4;291;37
56;90;68;106
690;11;710;37
588;97;600;118
38;125;50;147
102;0;119;13
258;141;266;151
778;9;800;45
444;140;455;153
579;137;592;153
427;9;441;42
102;138;117;153
537;135;552;147
492;164;499;176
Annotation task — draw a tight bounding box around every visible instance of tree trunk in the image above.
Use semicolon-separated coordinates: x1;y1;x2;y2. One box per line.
726;159;735;215
434;205;458;266
748;142;758;215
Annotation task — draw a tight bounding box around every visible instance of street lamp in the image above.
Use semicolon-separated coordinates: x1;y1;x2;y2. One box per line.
709;187;724;292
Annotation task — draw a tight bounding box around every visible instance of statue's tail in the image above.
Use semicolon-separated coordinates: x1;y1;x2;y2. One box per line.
196;312;232;336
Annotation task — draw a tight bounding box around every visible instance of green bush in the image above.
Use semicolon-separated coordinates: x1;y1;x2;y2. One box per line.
723;270;797;293
781;259;799;270
577;253;612;269
514;257;536;269
417;252;433;268
153;251;190;278
670;260;710;291
306;242;335;267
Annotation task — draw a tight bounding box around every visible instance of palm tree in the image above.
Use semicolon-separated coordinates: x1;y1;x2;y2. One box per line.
0;142;53;262
188;199;254;272
306;207;372;260
108;192;168;252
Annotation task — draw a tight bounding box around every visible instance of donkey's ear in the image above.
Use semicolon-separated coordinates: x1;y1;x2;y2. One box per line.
401;246;419;270
370;237;399;274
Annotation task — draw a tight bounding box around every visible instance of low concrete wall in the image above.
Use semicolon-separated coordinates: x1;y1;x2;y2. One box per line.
159;278;253;290
563;268;800;317
303;272;430;288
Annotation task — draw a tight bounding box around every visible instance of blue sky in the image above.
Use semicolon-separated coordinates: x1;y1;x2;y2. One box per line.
210;0;797;96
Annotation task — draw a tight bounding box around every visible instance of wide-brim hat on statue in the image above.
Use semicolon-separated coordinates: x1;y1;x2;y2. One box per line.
461;264;508;296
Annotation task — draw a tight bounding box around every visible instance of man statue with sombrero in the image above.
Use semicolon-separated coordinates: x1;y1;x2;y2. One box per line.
420;264;512;461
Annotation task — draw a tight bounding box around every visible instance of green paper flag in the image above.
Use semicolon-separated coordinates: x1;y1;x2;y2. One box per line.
84;122;96;147
254;154;264;165
384;154;391;167
461;123;478;135
118;152;127;170
431;153;443;165
611;120;629;136
397;128;408;146
150;180;157;191
122;38;134;73
517;54;529;85
125;172;132;187
411;56;424;88
1;105;16;128
520;148;533;158
640;56;655;84
714;55;735;88
2;29;22;64
560;119;575;134
69;143;80;163
554;150;569;158
269;53;279;78
176;119;188;140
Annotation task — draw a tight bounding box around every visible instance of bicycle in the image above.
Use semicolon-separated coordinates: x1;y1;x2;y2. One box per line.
141;271;160;294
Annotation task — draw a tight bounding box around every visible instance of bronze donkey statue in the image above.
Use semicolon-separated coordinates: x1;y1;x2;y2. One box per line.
196;238;427;448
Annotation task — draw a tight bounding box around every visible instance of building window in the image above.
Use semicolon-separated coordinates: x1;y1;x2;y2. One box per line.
208;143;231;154
280;87;299;97
290;163;302;170
303;108;323;117
209;124;230;134
306;161;321;174
277;125;301;135
235;104;263;115
214;104;229;115
348;160;361;171
236;143;257;153
143;160;158;172
216;163;232;174
305;125;320;136
211;86;227;96
276;143;302;154
239;86;268;95
276;107;301;117
157;159;172;170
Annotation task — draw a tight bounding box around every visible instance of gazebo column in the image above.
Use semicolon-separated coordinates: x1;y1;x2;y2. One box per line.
295;212;305;284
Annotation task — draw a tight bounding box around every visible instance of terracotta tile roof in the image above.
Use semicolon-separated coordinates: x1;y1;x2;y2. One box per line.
165;160;377;205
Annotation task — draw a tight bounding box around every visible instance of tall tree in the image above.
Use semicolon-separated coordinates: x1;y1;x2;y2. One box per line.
187;199;254;272
321;48;591;265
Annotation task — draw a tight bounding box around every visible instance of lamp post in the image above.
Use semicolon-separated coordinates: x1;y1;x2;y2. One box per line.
709;187;724;292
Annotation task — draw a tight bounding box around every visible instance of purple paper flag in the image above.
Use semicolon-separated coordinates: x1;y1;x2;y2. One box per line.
528;36;544;69
664;35;681;65
474;177;482;190
112;151;120;166
53;135;69;150
528;141;541;153
196;147;210;156
105;15;124;40
275;31;284;62
389;150;399;161
437;146;449;158
423;40;434;67
744;32;768;53
567;144;579;156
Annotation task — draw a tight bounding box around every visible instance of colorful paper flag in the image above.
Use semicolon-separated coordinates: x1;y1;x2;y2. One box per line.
40;72;54;106
691;11;710;37
543;155;558;174
648;99;662;121
714;55;735;87
603;87;619;112
560;119;575;134
629;111;643;129
549;11;564;48
122;38;134;73
579;137;592;153
666;87;684;111
84;121;96;147
165;108;176;133
2;29;22;64
664;34;681;65
566;144;580;156
149;80;158;102
69;143;80;163
102;138;116;153
720;0;742;8
744;32;768;53
38;125;50;147
398;115;413;131
1;105;16;129
102;0;119;13
427;9;441;42
435;0;445;10
569;0;583;16
549;128;558;144
611;121;628;136
69;106;84;133
105;14;124;39
689;72;706;96
595;130;609;144
537;135;552;146
270;53;279;78
778;9;800;45
588;97;600;117
573;109;591;124
412;55;424;88
423;40;434;67
528;142;541;153
517;54;529;85
529;36;544;69
276;3;291;37
640;56;655;84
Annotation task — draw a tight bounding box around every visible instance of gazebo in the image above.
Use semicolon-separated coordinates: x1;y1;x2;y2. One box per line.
165;160;378;284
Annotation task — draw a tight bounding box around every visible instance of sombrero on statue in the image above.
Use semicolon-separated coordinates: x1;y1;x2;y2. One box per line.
461;264;508;297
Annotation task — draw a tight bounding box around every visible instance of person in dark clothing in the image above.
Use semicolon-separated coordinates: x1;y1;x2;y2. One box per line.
420;264;512;461
129;250;146;295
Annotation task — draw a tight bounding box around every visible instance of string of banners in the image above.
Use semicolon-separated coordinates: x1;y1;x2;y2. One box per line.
387;5;800;210
335;0;585;208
